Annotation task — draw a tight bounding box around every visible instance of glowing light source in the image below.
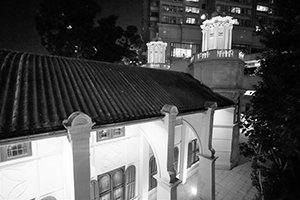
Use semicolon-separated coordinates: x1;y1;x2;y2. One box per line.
245;90;255;96
191;187;197;195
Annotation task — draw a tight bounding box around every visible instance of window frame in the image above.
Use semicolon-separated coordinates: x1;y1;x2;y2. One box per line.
149;156;158;191
173;147;179;173
125;165;136;200
171;42;200;58
97;127;125;142
187;139;199;168
0;142;32;162
97;167;125;200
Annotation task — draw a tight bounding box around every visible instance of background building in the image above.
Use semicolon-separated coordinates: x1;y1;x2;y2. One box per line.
142;0;279;64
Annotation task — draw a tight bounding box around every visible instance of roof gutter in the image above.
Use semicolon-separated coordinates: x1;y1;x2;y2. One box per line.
0;105;234;145
0;115;164;145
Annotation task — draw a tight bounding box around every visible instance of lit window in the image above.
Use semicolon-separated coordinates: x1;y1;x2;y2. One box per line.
185;6;200;14
257;5;269;12
171;42;200;58
186;17;197;24
0;142;32;162
149;156;157;191
187;139;199;168
97;127;125;142
162;4;183;13
231;7;241;14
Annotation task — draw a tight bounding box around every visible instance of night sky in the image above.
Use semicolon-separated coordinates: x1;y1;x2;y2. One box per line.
0;0;142;54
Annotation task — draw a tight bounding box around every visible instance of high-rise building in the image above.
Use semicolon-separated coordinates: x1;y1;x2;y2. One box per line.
142;0;279;61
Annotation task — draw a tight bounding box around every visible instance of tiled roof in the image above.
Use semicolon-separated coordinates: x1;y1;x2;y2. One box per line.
0;50;234;140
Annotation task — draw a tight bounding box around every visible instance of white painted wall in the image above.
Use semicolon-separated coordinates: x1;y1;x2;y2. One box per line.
0;137;72;200
213;107;238;169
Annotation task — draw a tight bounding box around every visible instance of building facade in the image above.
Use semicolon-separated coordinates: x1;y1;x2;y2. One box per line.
142;0;279;63
0;50;236;200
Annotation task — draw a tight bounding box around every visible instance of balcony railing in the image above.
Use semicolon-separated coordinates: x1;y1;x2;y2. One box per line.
190;49;245;63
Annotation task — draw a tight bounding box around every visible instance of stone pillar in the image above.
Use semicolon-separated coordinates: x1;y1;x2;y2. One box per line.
179;122;189;184
63;111;95;200
139;134;150;200
213;23;218;49
228;26;233;49
197;156;218;200
156;176;181;200
156;105;182;200
197;102;218;200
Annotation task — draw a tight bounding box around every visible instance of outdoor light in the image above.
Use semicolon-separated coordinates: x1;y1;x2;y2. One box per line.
191;187;197;195
245;90;255;96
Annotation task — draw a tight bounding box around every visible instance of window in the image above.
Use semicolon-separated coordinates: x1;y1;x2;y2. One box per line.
231;7;241;14
173;147;179;173
150;12;158;17
0;142;32;162
91;180;99;200
97;127;125;142
149;156;157;191
91;166;135;200
257;5;269;12
97;167;125;200
187;139;199;168
162;4;183;13
185;6;200;14
171;42;200;58
125;166;136;200
186;17;198;25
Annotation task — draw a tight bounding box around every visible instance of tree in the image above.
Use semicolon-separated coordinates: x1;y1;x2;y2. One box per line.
35;0;101;59
240;0;300;199
92;16;143;65
35;0;144;64
92;15;125;62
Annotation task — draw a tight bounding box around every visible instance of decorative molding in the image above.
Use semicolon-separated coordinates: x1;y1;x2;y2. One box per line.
0;167;28;199
62;111;93;128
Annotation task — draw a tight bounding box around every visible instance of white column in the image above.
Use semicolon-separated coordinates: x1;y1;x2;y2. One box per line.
156;105;182;200
197;156;217;200
224;24;229;49
179;121;189;184
139;134;150;200
213;24;218;49
197;102;217;200
228;26;233;49
63;111;95;200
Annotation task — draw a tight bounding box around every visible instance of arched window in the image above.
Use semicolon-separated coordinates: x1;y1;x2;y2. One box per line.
90;179;99;200
97;167;125;200
126;165;136;200
174;147;179;173
149;156;157;191
187;139;200;168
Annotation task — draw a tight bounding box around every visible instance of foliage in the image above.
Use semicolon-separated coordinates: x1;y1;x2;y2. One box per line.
93;17;143;65
35;0;143;64
240;0;300;199
35;0;101;59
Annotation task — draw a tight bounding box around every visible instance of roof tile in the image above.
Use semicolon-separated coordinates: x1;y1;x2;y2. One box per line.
0;50;234;140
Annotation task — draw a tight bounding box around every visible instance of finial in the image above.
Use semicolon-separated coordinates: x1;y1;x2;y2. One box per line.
153;33;162;41
211;5;226;18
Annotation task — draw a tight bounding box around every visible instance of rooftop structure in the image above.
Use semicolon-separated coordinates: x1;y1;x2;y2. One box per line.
0;49;233;141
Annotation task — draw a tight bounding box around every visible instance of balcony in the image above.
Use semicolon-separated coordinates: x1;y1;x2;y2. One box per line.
190;49;245;63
